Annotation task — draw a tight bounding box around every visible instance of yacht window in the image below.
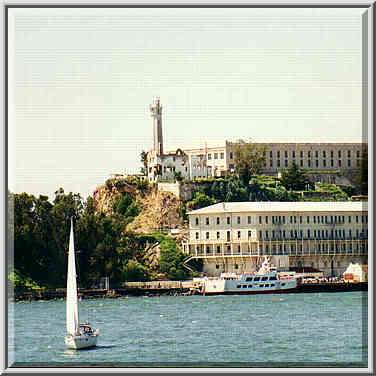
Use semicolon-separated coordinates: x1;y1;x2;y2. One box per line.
261;276;268;281
259;284;264;288
269;276;277;281
264;284;269;288
253;277;260;282
248;285;252;288
270;284;275;287
242;285;248;288
281;283;286;286
246;277;253;282
237;285;241;288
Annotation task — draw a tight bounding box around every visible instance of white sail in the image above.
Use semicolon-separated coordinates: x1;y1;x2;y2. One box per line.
66;219;79;336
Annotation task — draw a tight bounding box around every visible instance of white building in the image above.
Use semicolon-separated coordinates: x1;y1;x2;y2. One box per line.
145;99;367;182
182;201;368;277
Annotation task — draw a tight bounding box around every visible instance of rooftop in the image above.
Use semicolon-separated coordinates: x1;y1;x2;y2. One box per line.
188;201;367;215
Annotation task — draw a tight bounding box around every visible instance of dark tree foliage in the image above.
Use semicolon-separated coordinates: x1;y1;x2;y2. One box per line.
280;162;311;191
233;139;266;187
12;189;193;288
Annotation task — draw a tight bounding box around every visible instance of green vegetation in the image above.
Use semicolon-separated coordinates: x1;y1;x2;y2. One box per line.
280;162;312;191
233;139;266;186
11;188;192;290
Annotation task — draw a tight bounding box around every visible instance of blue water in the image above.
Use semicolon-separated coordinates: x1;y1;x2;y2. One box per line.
8;292;367;367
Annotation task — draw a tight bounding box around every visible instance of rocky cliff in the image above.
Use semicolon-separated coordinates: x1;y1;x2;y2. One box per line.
92;178;186;234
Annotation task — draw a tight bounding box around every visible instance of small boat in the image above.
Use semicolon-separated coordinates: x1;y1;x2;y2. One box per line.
64;219;99;349
198;257;298;295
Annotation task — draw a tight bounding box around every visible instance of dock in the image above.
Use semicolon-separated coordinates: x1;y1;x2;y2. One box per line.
9;280;367;301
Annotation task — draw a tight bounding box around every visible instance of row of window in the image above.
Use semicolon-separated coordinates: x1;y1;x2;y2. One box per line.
195;228;367;241
191;241;367;254
193;214;368;226
210;150;362;161
261;150;361;158
265;159;359;168
207;152;225;160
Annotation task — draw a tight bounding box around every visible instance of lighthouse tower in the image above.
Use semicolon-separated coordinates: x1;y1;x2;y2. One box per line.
150;97;163;156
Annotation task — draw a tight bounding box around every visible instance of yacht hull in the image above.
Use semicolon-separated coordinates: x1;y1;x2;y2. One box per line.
65;334;98;349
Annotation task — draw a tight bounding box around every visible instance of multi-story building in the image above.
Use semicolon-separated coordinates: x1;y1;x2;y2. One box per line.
146;99;367;182
182;201;368;277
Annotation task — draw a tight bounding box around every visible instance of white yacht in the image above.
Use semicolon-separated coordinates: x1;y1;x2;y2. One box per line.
199;257;298;295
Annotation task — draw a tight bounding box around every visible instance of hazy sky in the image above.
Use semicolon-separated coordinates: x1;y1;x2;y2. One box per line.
8;6;367;200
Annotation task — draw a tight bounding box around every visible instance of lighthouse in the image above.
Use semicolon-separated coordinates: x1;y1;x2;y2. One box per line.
150;97;163;156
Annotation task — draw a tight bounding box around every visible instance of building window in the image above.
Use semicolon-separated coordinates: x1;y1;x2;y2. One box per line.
230;152;233;159
357;159;360;167
227;231;231;241
277;151;280;158
248;230;252;238
330;150;333;158
356;215;359;223
216;217;220;225
195;217;199;225
265;216;268;224
348;150;351;158
237;231;241;239
315;150;318;158
338;150;341;158
307;216;310;224
348;159;351;167
214;153;218;159
285;151;288;158
237;216;241;224
338;160;341;167
330;159;334;167
308;151;311;158
227;217;231;225
270;160;273;167
308;160;311;167
323;151;326;158
285;159;288;167
206;217;209;225
220;152;224;159
307;229;310;238
248;216;251;224
206;232;209;240
216;264;220;269
316;159;319;167
300;160;303;167
208;154;211;160
265;230;269;239
277;160;280;167
292;151;295;158
270;151;273;158
216;246;221;253
259;216;262;224
323;160;326;167
259;230;262;239
216;231;220;239
357;150;360;158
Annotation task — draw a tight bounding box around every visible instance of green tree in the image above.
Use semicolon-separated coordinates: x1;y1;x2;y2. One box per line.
186;192;216;211
224;179;248;202
140;150;148;176
233;139;266;186
280;162;311;191
158;237;190;280
354;150;368;195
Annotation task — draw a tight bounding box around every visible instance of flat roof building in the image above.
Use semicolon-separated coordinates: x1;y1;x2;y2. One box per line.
183;201;368;277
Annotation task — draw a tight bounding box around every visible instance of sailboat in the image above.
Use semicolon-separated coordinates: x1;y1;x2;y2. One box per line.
64;219;99;349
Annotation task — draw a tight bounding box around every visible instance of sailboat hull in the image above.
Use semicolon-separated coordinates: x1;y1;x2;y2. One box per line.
65;334;98;349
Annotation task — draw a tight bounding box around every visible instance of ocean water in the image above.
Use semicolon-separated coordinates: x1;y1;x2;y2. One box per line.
8;292;367;368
